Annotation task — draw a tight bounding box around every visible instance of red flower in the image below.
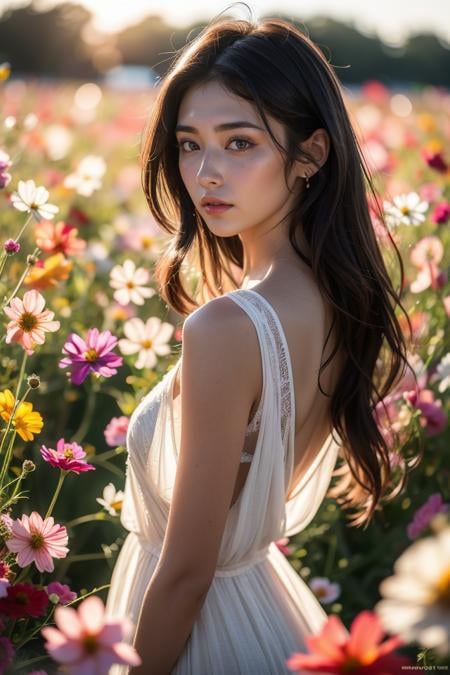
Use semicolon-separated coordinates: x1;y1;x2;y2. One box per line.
286;610;412;674
0;582;49;618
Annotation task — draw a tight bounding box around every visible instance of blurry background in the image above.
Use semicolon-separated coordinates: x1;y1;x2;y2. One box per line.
0;0;450;86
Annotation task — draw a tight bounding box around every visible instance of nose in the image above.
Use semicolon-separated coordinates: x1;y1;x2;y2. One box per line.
196;151;223;188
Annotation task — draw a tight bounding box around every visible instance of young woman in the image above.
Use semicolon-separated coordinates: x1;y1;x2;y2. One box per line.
106;13;418;675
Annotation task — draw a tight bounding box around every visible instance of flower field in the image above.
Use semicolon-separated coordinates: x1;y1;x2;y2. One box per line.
0;63;449;673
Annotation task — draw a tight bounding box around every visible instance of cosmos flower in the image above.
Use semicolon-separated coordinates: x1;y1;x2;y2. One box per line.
383;192;428;228
104;416;129;447
309;577;341;604
34;220;87;257
10;179;59;221
286;610;411;673
63;154;106;197
118;316;174;369
41;595;141;673
24;252;73;290
376;526;450;658
40;438;95;474
109;259;156;306
3;289;60;355
0;582;49;618
406;493;449;540
5;512;69;573
96;483;124;516
46;581;77;605
59;327;123;385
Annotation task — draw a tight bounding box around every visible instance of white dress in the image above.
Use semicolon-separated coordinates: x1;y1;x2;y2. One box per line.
106;288;341;674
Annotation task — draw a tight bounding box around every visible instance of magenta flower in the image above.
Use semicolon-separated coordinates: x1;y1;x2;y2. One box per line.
3;238;20;255
5;512;69;573
431;200;450;224
404;388;448;437
59;327;123;385
40;438;95;474
407;493;449;540
104;416;129;447
46;581;77;605
41;595;142;674
0;560;11;599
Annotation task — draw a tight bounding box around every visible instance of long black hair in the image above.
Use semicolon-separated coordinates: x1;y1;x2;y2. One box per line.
140;13;421;528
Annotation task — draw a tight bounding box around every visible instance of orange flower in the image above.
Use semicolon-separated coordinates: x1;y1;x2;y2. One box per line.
34;220;86;257
24;253;72;290
0;389;43;441
286;610;411;674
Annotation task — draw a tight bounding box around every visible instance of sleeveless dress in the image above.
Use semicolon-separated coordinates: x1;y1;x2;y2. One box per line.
106;288;341;675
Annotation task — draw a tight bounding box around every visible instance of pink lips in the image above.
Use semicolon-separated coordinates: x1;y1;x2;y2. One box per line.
203;203;233;215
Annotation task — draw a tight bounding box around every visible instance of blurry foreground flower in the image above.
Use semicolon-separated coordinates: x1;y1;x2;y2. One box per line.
40;438;95;474
3;288;60;356
6;512;69;573
109;259;156;306
63;154;106;197
34;220;87;257
0;389;44;441
59;327;123;385
118;317;174;369
383;192;428;228
42;595;141;673
104;415;129;447
286;610;411;673
376;526;450;657
96;483;124;516
10;179;59;221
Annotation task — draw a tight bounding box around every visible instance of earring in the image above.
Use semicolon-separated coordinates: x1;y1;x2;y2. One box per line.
304;171;310;190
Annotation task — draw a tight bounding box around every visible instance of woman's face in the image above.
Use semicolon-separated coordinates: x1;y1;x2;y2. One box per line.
175;80;302;238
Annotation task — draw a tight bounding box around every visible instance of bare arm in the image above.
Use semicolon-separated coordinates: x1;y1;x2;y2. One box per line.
129;297;257;673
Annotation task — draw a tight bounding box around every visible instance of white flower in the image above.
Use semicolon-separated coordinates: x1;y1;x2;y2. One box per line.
10;179;59;221
383;192;429;228
309;576;341;604
96;483;124;516
118;317;174;369
63;154;106;197
434;353;450;393
109;259;156;306
375;526;450;657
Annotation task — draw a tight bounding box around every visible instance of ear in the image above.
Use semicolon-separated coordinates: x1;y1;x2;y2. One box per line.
293;128;330;180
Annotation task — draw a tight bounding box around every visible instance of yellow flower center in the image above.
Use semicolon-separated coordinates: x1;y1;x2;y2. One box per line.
141;339;153;349
434;568;450;607
315;587;327;598
64;447;74;459
400;206;410;215
126;281;135;289
84;349;98;362
83;634;98;654
30;533;44;550
111;500;122;511
141;236;154;248
19;312;38;332
15;591;29;605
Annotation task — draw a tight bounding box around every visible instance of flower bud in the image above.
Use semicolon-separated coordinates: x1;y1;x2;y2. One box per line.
3;239;19;254
27;373;41;389
26;254;38;266
22;460;36;474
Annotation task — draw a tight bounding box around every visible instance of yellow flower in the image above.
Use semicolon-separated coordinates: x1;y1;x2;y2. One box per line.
417;113;437;134
24;253;72;290
0;63;11;82
0;389;44;441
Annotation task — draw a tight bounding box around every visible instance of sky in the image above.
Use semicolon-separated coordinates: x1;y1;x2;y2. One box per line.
0;0;449;47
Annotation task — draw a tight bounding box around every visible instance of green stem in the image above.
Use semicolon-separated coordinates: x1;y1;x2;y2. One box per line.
2;246;40;308
65;512;106;528
0;429;17;488
14;213;34;245
0;352;28;458
71;382;98;445
45;471;67;519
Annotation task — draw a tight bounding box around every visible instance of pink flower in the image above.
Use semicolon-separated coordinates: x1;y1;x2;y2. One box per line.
409;236;444;293
0;560;11;599
407;493;450;540
104;416;129;447
431;200;450;224
274;537;294;556
5;512;69;573
404;388;448;437
41;595;142;674
40;438;95;474
46;581;77;605
0;636;14;673
59;327;123;385
286;610;411;673
3;289;60;356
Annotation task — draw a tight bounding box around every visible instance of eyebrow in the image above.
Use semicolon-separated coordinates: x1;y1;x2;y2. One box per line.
175;121;264;133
